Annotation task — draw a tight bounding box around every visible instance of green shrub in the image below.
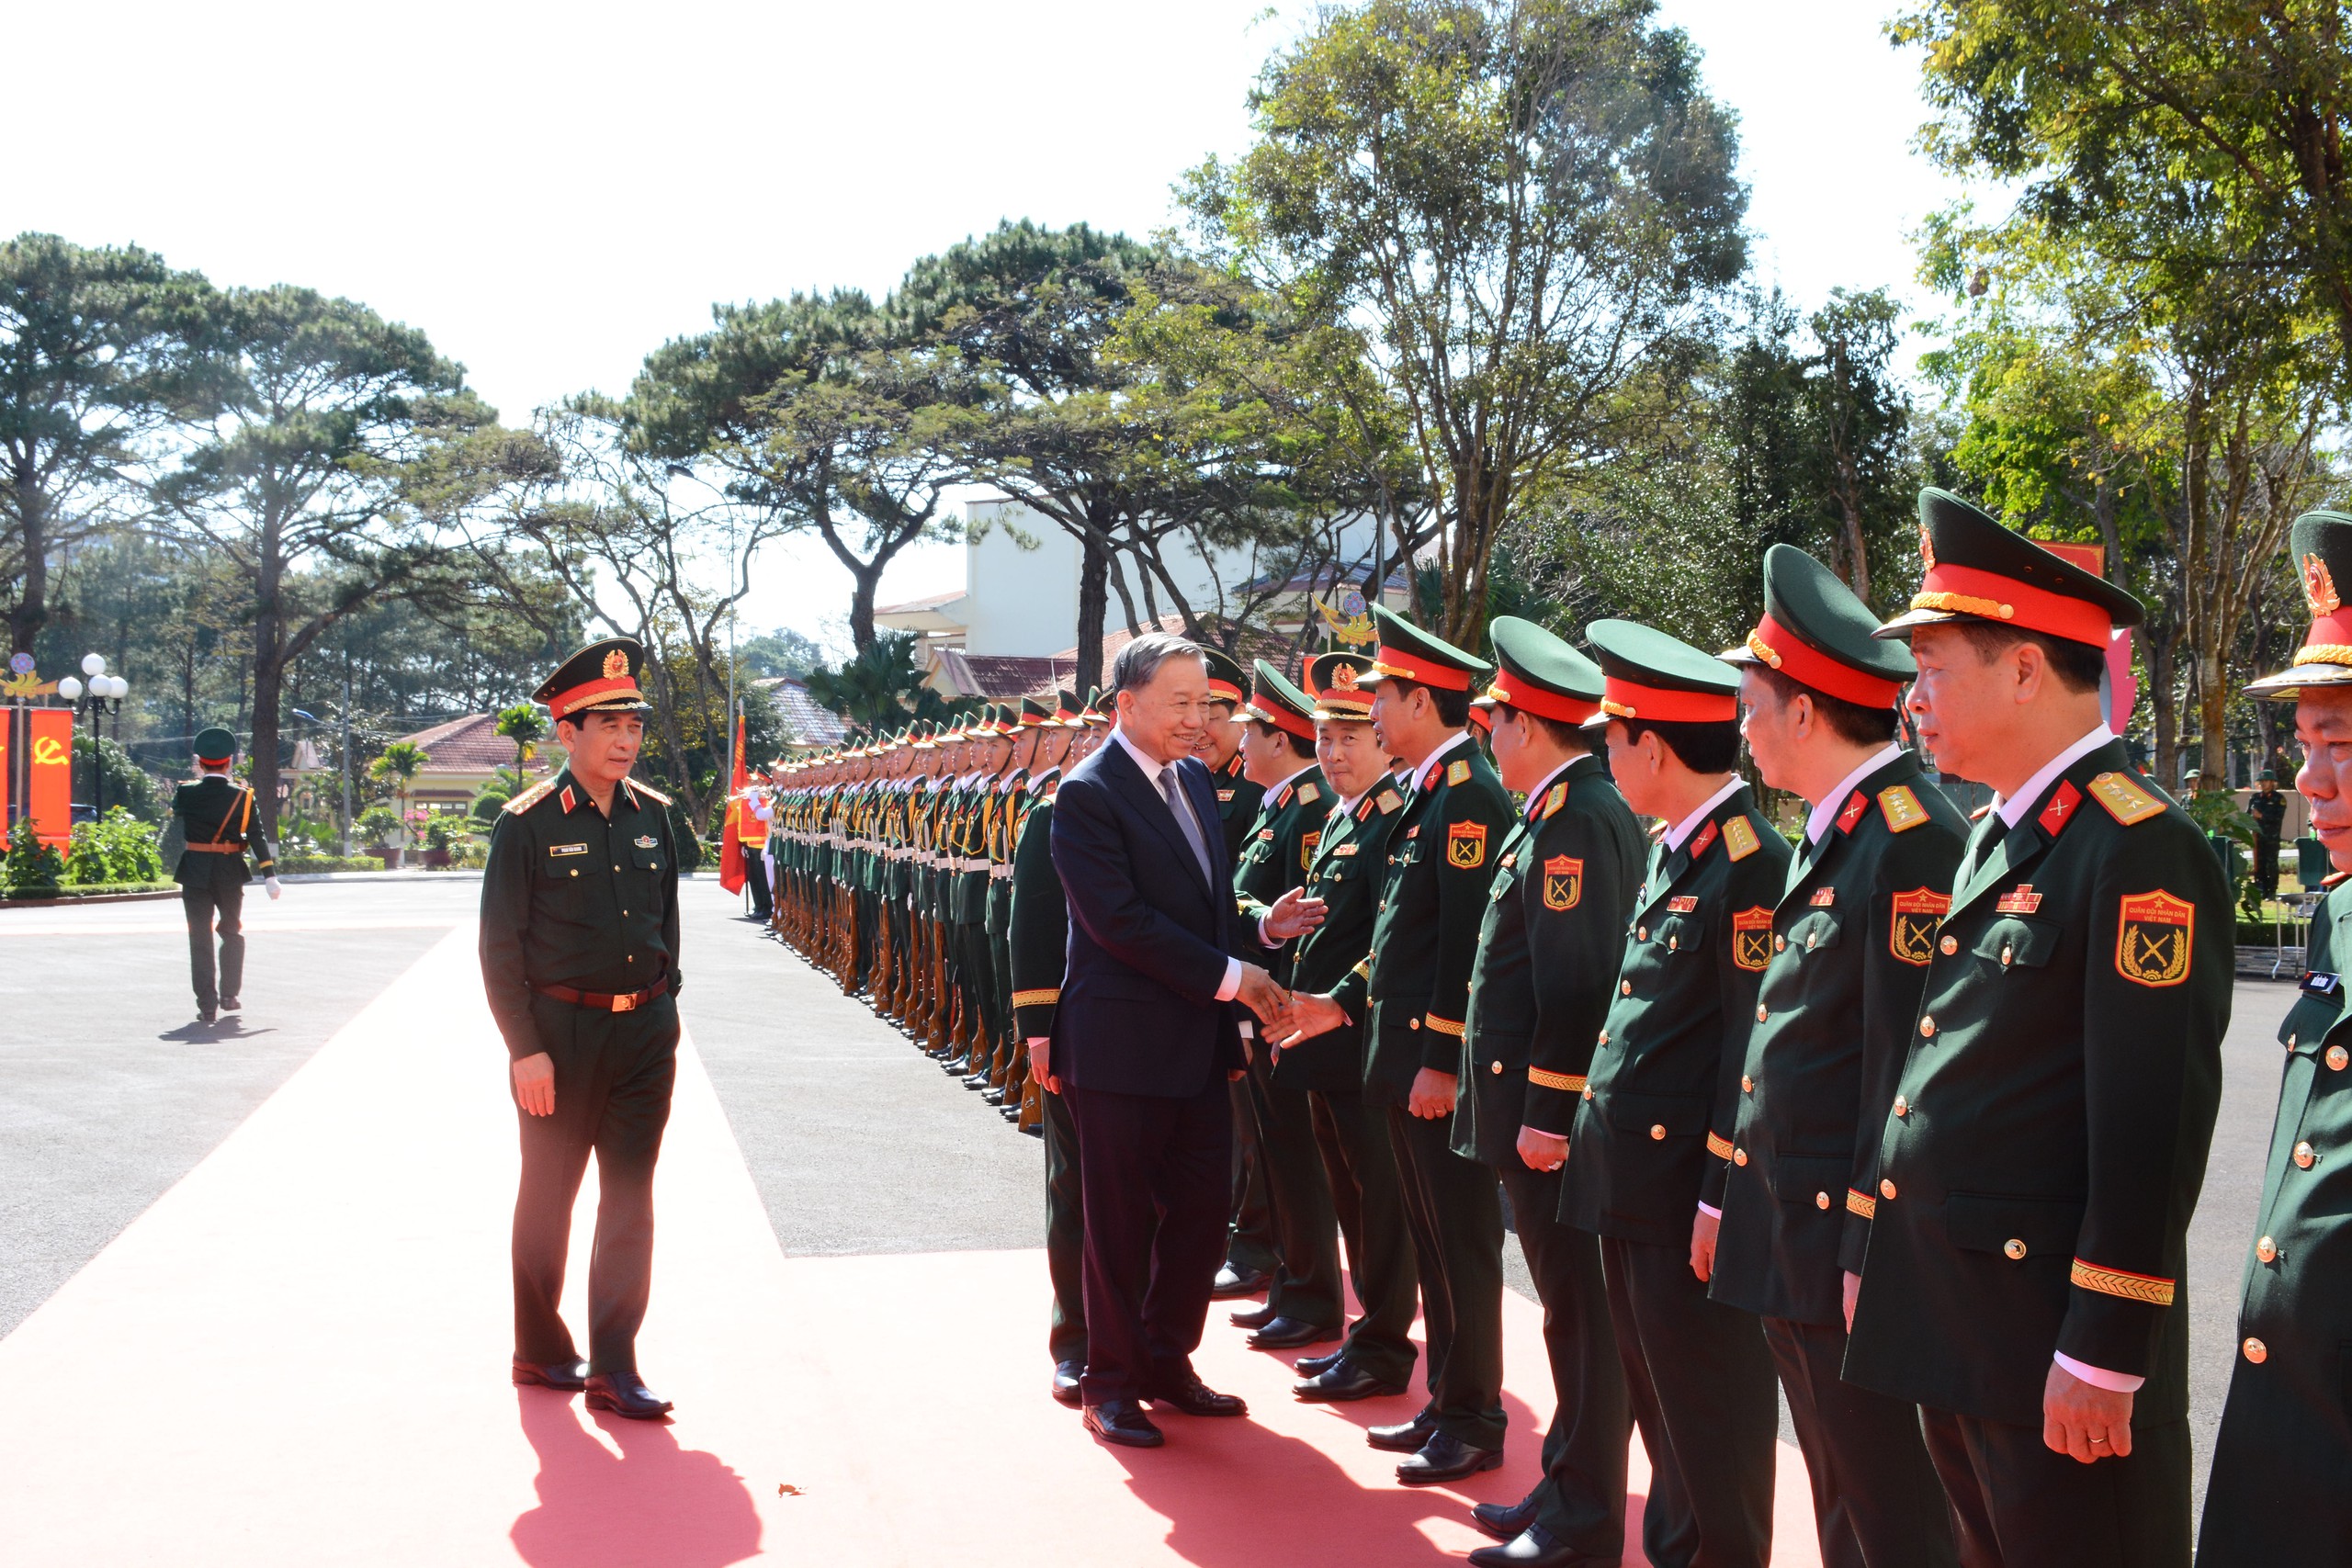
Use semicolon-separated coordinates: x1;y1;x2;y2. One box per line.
470;784;513;821
3;819;66;895
355;804;403;845
277;853;387;874
424;813;471;851
65;807;164;885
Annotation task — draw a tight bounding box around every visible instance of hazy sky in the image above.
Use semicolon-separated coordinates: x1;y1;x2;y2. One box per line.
10;0;1966;657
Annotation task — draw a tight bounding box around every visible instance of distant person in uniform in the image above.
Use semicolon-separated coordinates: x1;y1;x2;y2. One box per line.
167;726;277;1025
2249;769;2287;899
481;637;684;1421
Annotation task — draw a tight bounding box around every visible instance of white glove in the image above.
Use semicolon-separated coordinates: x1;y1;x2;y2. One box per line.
266;876;282;901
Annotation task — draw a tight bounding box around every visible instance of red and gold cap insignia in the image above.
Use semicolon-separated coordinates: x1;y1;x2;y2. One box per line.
603;648;629;679
2305;553;2341;615
1919;523;1937;571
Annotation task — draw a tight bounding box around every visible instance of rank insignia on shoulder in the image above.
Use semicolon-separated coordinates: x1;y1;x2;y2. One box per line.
1297;783;1319;805
504;778;558;815
1543;781;1567;818
1723;817;1761;861
1667;895;1700;913
2087;771;2165;825
1731;906;1773;970
634;835;657;849
1543;854;1583;910
2036;781;2083;836
1878;784;1929;833
1996;885;2043;915
1690;820;1720;859
1446;758;1472;787
2117;890;2194;987
1446;818;1488;868
1836;792;1870;836
1809;887;1837;907
1376;787;1403;814
1301;831;1319;870
549;842;587;857
1889;887;1951;966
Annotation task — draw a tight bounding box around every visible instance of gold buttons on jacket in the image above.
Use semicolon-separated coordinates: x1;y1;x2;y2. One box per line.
1635;926;1647;942
1894;1095;1910;1117
2244;1337;2268;1364
1806;931;1818;950
1815;1191;1830;1210
1490;1061;1503;1075
1741;1075;1754;1093
1940;935;1958;955
1408;1018;1421;1031
1583;1087;1595;1100
2256;1235;2278;1263
2295;1141;2316;1168
1668;936;1679;951
1732;1147;1747;1166
2332;1045;2349;1071
2004;1239;2027;1260
1774;935;1786;952
1649;1124;1667;1141
1918;1016;1936;1038
1880;1179;1898;1201
1622;981;1634;997
1756;1005;1769;1023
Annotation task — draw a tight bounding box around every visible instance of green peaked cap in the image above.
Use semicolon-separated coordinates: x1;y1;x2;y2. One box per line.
194;725;237;763
1362;604;1488;689
1245;658;1317;732
1197;646;1248;702
2248;508;2352;698
1586;618;1740;724
1877;489;2142;646
1478;616;1605;722
1721;544;1913;705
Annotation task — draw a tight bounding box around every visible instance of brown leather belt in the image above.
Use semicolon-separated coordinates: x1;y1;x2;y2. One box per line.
182;842;245;853
532;977;670;1013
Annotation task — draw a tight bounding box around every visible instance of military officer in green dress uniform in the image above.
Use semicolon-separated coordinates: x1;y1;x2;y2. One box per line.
169;726;279;1024
1284;606;1520;1484
1451;619;1644;1568
481;637;684;1421
1274;652;1424;1406
1225;660;1345;1351
1844;491;2230;1568
2199;509;2352;1568
1557;619;1789;1568
1705;546;1964;1568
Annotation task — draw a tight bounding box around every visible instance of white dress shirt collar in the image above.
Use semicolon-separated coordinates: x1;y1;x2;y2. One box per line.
1665;774;1747;852
1803;744;1907;845
1995;726;2115;829
1110;723;1178;779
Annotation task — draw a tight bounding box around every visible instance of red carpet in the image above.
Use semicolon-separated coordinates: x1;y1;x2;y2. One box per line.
0;926;1824;1565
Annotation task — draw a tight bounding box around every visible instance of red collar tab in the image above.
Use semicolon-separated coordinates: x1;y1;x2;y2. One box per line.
1836;791;1870;836
2037;780;2083;837
1689;819;1720;859
559;785;578;814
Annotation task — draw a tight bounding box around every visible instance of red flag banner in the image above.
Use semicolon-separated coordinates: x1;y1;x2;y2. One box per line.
28;707;73;848
719;713;748;895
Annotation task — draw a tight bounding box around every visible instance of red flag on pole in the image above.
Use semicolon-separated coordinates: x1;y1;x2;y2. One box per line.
719;712;748;895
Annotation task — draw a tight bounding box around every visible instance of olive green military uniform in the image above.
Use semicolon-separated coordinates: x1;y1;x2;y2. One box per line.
2199;509;2352;1568
1211;702;1280;1287
1560;619;1788;1568
1333;608;1520;1460
480;638;684;1379
1706;545;1964;1568
1008;758;1085;1375
1845;492;2230;1568
169;731;277;1018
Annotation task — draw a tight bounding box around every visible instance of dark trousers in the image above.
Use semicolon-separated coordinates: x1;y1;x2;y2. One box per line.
511;997;679;1375
1600;1233;1778;1568
1065;1076;1233;1406
1920;1406;2189;1568
1498;1160;1628;1558
1764;1315;1956;1568
1225;1070;1280;1274
1309;1087;1419;1383
1245;1054;1343;1326
181;874;245;1010
1388;1104;1507;1450
1043;1084;1088;1367
954;921;991;1054
743;849;773;919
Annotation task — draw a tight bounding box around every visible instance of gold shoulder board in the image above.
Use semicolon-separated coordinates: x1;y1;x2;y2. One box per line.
628;777;674;806
1377;788;1403;814
1543;781;1567;818
1877;784;1930;833
503;778;558;815
2087;772;2165;826
1296;782;1319;805
1723;816;1761;861
1446;758;1472;787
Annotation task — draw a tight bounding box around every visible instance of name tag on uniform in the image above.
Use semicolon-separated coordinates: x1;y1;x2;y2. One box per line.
1996;885;2043;914
634;835;657;849
1809;888;1837;907
1667;896;1699;913
549;842;588;857
1259;829;1275;840
1333;843;1358;856
2304;971;2342;998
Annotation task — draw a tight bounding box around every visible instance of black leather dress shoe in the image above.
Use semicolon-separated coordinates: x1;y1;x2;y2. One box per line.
1019;1122;1043;1138
1471;1495;1541;1541
1145;1375;1248;1417
1396;1429;1504;1485
963;1071;991;1090
1051;1359;1084;1407
1366;1412;1441;1452
583;1371;673;1420
1210;1263;1270;1298
1467;1526;1594;1566
1294;1348;1345;1377
1247;1315;1340;1351
511;1357;588;1392
1293;1358;1408;1403
219;996;241;1012
197;1008;217;1025
999;1104;1023;1123
1228;1302;1279;1330
1084;1399;1164;1448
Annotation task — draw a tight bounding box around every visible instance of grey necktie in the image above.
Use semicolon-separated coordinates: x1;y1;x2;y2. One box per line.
1158;764;1215;884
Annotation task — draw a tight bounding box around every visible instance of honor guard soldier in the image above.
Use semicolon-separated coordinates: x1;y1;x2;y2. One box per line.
1277;653;1423;1407
168;726;279;1024
2248;767;2287;899
2199;509;2352;1567
481;637;684;1421
1453;619;1645;1568
1226;660;1345;1352
1708;546;1964;1568
1560;618;1789;1568
1845;491;2229;1568
1318;606;1520;1483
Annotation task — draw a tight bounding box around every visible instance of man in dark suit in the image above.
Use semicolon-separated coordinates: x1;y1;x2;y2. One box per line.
1038;631;1300;1449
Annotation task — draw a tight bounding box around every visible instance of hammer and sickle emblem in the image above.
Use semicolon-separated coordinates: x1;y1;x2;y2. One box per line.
30;735;67;765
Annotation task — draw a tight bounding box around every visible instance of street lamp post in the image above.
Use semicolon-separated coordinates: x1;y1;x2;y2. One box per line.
54;653;129;821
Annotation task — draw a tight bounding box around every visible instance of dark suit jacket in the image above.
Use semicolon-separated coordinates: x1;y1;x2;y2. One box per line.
1049;735;1248;1099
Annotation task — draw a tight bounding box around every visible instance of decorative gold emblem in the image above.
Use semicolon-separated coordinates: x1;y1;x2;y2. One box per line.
1732;906;1773;971
602;648;629;679
2305;553;2342;615
1330;661;1360;690
1446;818;1488;868
1920;524;1937;570
2116;890;2194;987
1889;886;1951;966
1543;854;1583;910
